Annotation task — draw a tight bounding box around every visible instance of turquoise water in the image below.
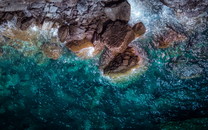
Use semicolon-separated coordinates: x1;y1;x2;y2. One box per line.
0;29;208;129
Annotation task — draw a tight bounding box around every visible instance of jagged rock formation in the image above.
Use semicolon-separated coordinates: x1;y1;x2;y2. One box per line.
0;0;131;42
103;46;140;74
99;21;146;76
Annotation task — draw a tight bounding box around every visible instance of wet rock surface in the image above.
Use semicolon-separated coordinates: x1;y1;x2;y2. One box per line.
103;46;140;74
153;27;187;48
41;43;62;60
66;39;97;58
101;21;135;50
132;22;146;37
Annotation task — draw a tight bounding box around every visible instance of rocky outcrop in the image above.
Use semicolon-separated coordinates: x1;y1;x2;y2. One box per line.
101;21;135;51
132;22;146;38
98;21;147;76
0;0;130;39
103;46;140;74
0;0;147;79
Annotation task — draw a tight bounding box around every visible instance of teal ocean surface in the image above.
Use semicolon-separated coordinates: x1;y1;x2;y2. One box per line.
0;0;208;128
0;31;208;129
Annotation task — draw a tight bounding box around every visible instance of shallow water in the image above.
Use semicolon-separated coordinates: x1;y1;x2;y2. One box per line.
0;0;208;129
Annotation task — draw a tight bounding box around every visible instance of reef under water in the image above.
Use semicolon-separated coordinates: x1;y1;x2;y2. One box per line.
0;0;208;129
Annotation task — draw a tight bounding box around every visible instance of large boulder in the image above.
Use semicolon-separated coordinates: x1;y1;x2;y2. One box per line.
66;39;98;59
101;21;135;53
103;46;140;74
132;22;146;38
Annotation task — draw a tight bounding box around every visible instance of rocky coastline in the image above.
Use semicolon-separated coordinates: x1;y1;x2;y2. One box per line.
0;0;207;80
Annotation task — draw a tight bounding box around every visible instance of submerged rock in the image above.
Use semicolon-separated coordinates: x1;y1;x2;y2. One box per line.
1;28;38;42
0;47;3;56
168;57;205;79
173;63;204;79
66;39;97;59
153;27;187;48
41;43;62;60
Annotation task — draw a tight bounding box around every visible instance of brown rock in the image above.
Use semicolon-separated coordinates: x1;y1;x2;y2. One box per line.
66;39;93;52
66;39;99;58
103;46;140;74
66;25;86;42
2;13;13;21
58;25;87;42
154;28;187;48
101;21;135;53
99;48;116;70
132;22;146;37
